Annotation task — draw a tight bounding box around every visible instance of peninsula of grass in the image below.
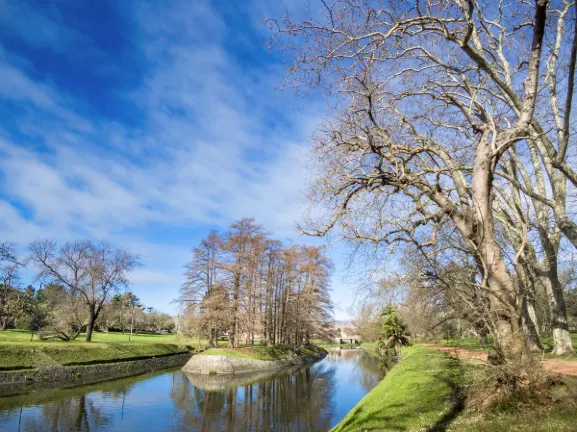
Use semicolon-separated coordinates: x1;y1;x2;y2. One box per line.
0;342;192;371
200;344;326;361
331;346;463;432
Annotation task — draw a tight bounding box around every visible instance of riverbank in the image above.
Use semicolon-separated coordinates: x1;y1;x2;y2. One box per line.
331;346;462;432
0;342;194;396
330;345;577;431
182;344;327;375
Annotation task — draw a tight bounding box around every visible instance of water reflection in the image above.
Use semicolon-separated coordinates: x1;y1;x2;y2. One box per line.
0;349;383;432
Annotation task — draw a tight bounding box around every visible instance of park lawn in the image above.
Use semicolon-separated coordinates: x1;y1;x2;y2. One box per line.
331;346;463;432
316;343;359;348
441;337;494;351
200;344;326;361
360;341;378;350
0;342;193;371
439;331;577;358
0;329;184;344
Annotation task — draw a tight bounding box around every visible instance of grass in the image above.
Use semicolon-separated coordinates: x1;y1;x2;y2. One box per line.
330;344;577;432
0;343;193;370
200;344;326;361
541;331;577;356
448;409;577;431
317;343;359;348
446;376;577;431
436;331;577;359
0;329;184;344
331;346;464;432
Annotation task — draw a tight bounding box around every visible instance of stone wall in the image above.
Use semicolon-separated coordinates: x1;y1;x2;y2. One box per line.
182;350;327;376
0;352;192;397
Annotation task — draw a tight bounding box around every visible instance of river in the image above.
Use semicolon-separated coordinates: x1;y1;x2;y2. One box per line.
0;348;383;431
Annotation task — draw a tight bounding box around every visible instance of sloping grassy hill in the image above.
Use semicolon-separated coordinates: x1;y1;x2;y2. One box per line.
0;343;192;371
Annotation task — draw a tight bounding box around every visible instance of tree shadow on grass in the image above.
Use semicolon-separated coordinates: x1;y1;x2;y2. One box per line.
427;375;466;432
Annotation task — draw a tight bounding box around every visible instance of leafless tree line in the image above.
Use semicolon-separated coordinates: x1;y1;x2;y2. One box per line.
178;218;334;347
270;0;577;364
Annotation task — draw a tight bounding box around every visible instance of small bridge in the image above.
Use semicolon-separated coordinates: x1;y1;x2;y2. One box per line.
332;321;361;345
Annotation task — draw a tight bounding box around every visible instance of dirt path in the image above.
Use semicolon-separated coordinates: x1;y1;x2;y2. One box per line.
423;344;577;376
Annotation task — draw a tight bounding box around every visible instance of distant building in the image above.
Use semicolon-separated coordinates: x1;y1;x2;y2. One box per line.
331;320;361;344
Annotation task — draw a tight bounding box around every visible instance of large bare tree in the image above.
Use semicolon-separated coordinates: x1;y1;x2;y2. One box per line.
29;240;138;342
270;0;577;364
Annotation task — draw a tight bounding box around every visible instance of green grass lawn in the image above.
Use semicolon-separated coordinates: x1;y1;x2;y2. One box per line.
437;331;577;358
200;344;326;361
0;329;184;344
316;342;359;348
0;342;193;371
331;346;463;432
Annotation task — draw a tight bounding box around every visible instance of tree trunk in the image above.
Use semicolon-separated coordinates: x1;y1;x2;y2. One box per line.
530;143;574;355
479;330;489;346
85;308;95;342
540;240;574;355
522;297;543;352
470;138;531;365
542;276;574;355
229;272;240;349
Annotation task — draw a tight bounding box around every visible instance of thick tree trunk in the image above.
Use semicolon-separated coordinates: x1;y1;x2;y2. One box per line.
540;239;574;355
530;143;574;355
542;276;573;355
471;139;531;365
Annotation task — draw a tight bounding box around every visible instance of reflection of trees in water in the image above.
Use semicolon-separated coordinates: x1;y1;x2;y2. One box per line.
0;356;381;432
0;373;146;432
169;365;337;431
170;371;228;431
21;395;109;432
326;349;384;393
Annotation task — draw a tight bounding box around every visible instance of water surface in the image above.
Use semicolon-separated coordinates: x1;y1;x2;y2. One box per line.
0;348;383;431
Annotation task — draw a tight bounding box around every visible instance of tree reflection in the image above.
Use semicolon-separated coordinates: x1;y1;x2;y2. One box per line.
21;395;109;432
170;364;337;431
0;352;383;432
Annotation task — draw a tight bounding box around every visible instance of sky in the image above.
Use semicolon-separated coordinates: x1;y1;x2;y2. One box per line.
0;0;362;320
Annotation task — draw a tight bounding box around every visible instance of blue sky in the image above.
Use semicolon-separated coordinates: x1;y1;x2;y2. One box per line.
0;0;359;320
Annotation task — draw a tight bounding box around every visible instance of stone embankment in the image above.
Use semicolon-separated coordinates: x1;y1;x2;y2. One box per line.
0;352;192;396
182;350;327;376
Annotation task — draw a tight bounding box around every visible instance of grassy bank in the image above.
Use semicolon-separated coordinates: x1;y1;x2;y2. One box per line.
200;344;326;361
0;343;192;371
331;346;463;432
332;345;577;431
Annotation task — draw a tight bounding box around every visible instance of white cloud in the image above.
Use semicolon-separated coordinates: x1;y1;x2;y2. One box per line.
0;0;361;319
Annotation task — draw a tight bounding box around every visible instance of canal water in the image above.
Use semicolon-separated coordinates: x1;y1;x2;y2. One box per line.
0;348;383;431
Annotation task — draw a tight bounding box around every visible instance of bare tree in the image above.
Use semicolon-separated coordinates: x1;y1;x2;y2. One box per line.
269;0;572;364
29;240;138;342
178;219;334;347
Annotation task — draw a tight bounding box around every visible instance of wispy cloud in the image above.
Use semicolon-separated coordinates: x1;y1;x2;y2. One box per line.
0;0;358;318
